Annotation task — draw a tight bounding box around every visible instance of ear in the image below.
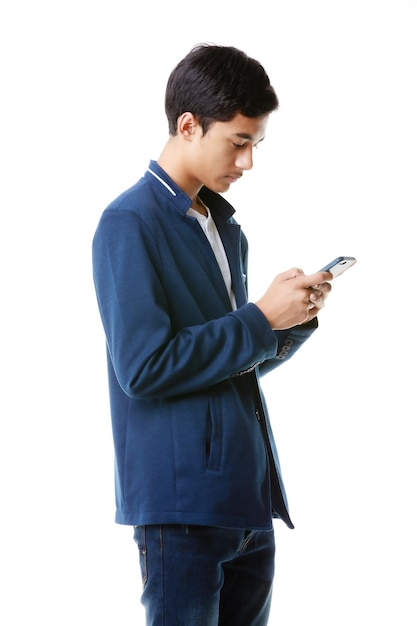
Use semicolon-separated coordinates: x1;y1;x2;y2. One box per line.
177;112;198;140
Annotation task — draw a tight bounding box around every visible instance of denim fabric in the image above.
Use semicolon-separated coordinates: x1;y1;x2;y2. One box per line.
133;524;275;626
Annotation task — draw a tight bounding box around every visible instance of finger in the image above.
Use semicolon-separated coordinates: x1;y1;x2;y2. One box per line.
309;288;322;303
279;267;305;281
298;271;333;288
309;296;324;310
301;303;316;325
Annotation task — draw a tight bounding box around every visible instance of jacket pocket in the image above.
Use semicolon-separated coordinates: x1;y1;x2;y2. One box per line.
205;398;222;472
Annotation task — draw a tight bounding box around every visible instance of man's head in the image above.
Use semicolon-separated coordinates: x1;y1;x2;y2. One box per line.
165;44;279;136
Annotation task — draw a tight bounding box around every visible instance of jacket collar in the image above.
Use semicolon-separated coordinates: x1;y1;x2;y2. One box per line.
146;160;236;223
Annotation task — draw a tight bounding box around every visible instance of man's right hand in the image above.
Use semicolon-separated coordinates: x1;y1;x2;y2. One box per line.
255;268;332;329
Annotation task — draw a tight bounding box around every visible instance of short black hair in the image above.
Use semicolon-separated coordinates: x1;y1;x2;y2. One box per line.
165;44;279;136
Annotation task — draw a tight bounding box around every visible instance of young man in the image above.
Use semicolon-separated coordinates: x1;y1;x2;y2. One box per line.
92;44;332;626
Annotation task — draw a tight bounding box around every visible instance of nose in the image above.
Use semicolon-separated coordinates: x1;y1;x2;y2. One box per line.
235;146;253;171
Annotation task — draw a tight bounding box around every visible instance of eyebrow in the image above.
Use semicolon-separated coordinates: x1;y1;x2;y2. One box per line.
234;132;265;144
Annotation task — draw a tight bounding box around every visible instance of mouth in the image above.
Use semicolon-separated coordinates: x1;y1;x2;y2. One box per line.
225;173;242;183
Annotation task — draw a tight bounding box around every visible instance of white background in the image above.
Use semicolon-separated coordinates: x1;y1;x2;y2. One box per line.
1;1;416;624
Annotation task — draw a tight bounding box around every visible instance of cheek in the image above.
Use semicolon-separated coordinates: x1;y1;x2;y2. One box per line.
209;146;233;168
196;141;233;179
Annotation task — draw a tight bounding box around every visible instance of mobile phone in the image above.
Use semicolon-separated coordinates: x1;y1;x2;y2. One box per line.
320;256;357;277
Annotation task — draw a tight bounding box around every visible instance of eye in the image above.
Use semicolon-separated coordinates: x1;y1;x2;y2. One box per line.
233;142;246;149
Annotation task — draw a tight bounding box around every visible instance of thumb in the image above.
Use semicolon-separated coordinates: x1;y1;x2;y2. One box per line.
280;267;305;281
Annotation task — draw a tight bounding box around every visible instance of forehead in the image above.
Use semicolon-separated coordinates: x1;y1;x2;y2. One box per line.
209;113;269;142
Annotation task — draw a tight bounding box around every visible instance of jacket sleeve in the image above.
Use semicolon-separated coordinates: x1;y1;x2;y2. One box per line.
239;226;318;378
257;320;318;377
92;209;280;399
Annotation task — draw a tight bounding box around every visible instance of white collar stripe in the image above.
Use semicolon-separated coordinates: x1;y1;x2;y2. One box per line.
147;168;177;196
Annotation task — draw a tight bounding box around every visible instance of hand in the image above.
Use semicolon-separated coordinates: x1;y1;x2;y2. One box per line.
306;276;332;322
255;268;333;329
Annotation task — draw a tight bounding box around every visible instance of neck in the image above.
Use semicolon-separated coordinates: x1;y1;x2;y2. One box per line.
158;139;206;214
191;195;208;217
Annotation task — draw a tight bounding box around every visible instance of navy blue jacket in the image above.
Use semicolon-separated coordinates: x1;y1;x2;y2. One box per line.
92;161;317;530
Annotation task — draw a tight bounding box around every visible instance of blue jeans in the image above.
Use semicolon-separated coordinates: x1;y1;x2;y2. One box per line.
133;524;275;626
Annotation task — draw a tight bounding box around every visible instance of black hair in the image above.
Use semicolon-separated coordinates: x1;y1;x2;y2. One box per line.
165;44;279;136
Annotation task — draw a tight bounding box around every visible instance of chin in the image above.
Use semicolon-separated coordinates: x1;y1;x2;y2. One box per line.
209;180;231;193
